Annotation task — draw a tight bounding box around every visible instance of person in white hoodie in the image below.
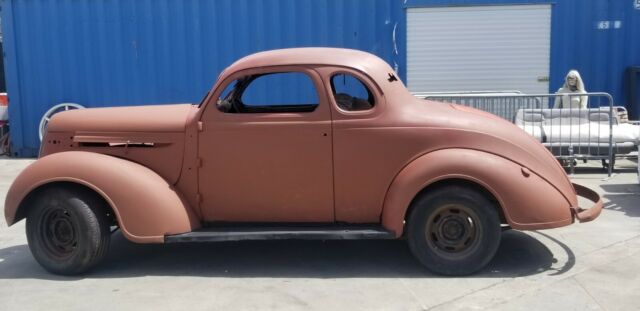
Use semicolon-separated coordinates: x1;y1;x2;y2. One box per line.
554;70;588;108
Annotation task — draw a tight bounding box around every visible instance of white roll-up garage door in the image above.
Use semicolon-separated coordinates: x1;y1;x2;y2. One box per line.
407;5;551;95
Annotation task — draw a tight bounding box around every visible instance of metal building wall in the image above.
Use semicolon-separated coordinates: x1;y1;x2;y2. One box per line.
402;0;640;114
3;0;639;157
1;0;403;157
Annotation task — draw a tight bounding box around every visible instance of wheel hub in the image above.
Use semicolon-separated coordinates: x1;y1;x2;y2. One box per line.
426;204;481;256
441;217;465;240
52;218;74;244
41;207;78;258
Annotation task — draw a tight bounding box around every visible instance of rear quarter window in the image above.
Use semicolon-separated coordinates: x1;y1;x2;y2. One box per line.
330;73;375;111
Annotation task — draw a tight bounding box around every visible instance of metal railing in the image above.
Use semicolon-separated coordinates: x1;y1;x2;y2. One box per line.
415;92;627;176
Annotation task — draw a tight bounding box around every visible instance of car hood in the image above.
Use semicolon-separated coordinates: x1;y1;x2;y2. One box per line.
47;104;194;133
43;104;195;184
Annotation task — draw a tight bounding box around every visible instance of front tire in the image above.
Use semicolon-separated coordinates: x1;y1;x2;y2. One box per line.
26;187;111;275
407;186;501;276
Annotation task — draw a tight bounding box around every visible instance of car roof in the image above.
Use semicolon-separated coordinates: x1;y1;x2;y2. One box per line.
221;47;396;87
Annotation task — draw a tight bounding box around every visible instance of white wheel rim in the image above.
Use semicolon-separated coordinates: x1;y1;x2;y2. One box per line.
39;103;85;141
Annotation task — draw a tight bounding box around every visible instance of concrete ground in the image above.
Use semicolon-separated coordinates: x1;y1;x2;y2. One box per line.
0;157;638;311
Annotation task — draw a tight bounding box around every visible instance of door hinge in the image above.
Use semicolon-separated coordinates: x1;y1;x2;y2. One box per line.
197;121;204;132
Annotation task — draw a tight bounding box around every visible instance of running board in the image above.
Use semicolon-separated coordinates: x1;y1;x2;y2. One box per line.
165;226;395;243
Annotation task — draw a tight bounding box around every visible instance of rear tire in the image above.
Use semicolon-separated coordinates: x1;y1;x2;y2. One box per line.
407;185;501;276
26;187;111;275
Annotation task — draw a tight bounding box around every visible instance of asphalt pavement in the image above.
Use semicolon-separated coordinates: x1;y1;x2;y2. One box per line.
0;157;638;310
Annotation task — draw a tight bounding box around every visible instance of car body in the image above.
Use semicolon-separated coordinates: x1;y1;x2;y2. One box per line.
4;48;602;275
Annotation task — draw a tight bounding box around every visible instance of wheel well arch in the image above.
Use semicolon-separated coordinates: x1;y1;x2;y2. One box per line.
405;178;508;226
14;181;118;226
5;151;200;243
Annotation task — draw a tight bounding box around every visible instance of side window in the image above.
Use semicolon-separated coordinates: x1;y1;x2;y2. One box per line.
217;72;319;113
219;80;237;99
215;80;238;112
330;73;375;111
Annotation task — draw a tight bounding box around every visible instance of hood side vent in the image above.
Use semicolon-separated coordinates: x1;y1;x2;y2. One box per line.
79;142;156;148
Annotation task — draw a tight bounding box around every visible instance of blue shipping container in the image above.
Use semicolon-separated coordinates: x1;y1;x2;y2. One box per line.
2;0;639;156
1;0;403;157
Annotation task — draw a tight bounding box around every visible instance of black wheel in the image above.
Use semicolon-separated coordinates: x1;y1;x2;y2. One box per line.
26;187;111;275
407;186;501;276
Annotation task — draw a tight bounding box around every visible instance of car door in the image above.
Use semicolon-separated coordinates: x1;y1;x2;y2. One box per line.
198;67;334;222
316;67;389;224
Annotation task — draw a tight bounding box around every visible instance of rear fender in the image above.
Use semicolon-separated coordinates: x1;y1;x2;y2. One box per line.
4;151;200;243
381;148;573;237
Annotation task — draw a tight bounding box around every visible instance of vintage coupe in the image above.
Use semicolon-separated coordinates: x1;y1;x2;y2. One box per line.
4;48;602;275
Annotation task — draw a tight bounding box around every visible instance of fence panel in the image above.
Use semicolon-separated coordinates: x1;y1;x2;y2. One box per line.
415;92;627;176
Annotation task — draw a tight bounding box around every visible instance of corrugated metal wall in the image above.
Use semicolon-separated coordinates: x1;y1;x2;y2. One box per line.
403;0;640;114
3;0;639;156
1;0;402;157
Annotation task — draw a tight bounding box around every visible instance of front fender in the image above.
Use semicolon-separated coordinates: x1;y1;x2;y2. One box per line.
381;148;574;237
4;151;200;243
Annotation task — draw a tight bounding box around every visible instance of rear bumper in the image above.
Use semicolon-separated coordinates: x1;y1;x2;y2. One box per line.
570;183;603;223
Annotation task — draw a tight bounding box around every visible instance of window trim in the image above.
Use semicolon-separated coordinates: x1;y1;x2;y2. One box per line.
235;72;320;113
201;66;330;122
327;69;380;116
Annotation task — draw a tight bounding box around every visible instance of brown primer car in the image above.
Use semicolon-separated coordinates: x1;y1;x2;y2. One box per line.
4;48;602;276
